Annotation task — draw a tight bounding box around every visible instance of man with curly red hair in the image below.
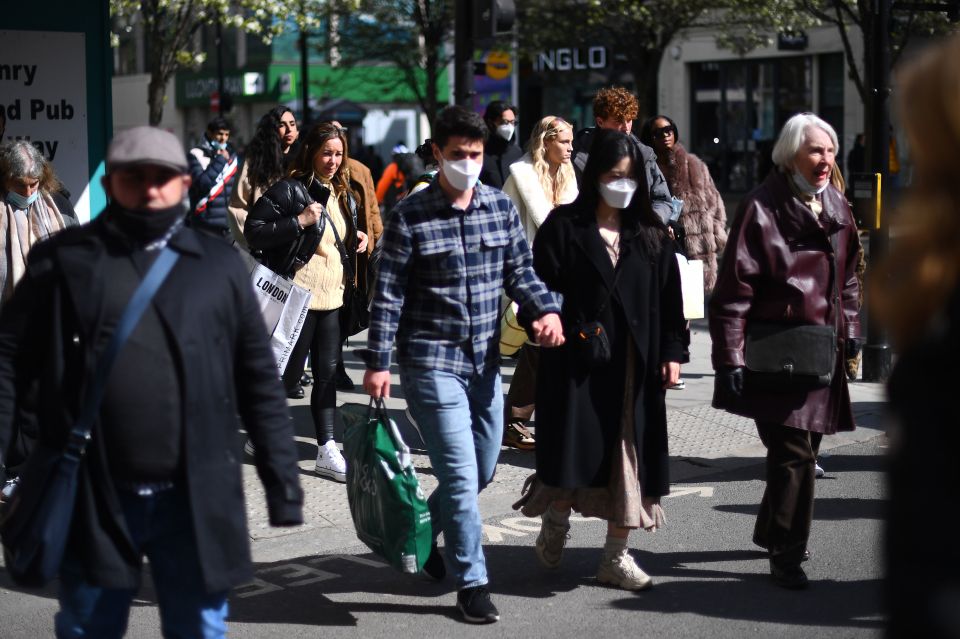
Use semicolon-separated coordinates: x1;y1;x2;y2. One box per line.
572;86;673;224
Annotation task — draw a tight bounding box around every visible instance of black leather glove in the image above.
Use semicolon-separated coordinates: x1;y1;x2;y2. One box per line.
845;338;863;360
716;366;745;401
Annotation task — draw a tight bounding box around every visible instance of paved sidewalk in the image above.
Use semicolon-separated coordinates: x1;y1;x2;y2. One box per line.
242;320;888;562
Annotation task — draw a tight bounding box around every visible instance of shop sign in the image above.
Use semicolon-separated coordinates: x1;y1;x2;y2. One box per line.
533;46;607;72
777;32;808;50
184;75;244;100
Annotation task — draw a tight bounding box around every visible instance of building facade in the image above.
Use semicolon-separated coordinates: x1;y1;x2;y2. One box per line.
519;25;865;195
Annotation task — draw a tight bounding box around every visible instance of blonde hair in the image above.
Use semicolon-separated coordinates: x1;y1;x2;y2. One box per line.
526;116;575;205
871;33;960;348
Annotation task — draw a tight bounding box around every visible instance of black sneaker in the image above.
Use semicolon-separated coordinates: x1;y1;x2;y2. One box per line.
421;543;446;581
456;586;500;624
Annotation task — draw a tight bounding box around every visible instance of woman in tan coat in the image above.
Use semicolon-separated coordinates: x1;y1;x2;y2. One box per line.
228;106;299;248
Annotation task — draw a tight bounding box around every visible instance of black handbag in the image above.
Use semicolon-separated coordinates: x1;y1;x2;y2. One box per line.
571;264;623;370
743;234;841;391
0;247;180;587
744;323;837;390
322;206;369;337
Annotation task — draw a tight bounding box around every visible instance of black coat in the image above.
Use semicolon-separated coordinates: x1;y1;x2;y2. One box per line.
0;219;303;592
480;135;523;190
244;176;327;278
886;288;960;637
530;203;685;494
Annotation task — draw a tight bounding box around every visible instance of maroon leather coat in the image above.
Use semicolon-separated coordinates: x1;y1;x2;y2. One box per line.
709;170;862;434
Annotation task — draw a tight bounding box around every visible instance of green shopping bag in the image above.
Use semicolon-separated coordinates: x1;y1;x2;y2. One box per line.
343;399;432;573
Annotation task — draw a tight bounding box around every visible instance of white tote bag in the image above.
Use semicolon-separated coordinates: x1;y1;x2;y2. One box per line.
249;263;311;371
675;254;705;320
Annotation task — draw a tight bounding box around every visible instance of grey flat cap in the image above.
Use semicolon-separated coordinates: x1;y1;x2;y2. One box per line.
106;126;188;173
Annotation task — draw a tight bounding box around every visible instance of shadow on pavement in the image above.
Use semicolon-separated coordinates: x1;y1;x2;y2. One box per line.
607;570;884;629
715;496;884;521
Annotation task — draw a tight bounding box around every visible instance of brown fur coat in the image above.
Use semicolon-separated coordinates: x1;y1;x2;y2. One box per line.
660;143;727;292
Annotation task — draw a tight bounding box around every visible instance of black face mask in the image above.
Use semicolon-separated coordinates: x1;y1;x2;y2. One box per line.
104;201;185;245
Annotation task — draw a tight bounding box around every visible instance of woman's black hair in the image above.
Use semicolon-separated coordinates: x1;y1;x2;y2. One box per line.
574;128;664;254
415;138;436;165
245;105;293;190
483;100;517;124
638;115;680;148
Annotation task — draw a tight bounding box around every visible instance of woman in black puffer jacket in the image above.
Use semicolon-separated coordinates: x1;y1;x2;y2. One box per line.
246;122;368;484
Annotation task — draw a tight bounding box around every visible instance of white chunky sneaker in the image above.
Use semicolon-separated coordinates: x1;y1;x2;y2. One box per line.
535;514;570;569
597;549;653;591
315;441;347;482
815;460;825;478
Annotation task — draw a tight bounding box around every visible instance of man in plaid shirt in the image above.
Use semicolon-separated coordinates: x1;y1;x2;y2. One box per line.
362;106;564;624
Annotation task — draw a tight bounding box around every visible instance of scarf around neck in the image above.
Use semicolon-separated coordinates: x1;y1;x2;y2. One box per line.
0;190;67;304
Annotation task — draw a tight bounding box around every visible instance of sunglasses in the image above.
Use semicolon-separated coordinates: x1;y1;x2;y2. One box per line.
653;126;675;137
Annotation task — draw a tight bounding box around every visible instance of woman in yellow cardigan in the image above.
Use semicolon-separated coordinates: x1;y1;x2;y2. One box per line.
246;122;367;482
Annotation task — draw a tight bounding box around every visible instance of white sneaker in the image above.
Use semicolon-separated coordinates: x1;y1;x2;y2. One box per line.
815;460;825;478
315;441;347;482
243;439;255;456
668;380;686;390
535;514;570;569
597;549;653;591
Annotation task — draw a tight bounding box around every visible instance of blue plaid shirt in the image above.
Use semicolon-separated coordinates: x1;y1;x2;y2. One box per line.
361;181;560;377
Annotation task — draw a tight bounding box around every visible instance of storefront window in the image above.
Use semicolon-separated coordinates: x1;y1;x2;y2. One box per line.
818;53;845;153
691;56;817;193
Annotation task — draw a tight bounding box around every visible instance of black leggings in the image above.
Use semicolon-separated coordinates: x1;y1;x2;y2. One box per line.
282;309;340;444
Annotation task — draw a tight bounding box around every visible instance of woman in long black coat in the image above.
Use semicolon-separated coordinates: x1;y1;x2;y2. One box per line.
514;129;685;591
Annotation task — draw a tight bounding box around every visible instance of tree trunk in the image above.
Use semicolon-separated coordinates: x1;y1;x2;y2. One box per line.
148;69;167;127
425;48;440;130
629;48;664;122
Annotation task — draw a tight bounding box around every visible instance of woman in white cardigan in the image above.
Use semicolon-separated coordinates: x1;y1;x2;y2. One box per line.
501;116;578;449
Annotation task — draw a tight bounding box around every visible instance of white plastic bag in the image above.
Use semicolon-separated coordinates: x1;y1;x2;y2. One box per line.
249;263;311;370
675;254;705;320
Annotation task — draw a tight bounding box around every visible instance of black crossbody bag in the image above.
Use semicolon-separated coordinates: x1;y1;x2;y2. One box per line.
743;234;841;391
571;266;624;371
321;207;369;337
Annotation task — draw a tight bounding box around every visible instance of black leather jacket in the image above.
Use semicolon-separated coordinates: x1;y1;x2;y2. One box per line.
245;176;327;278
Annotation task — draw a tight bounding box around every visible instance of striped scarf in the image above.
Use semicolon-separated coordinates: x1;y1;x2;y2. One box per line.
0;191;66;304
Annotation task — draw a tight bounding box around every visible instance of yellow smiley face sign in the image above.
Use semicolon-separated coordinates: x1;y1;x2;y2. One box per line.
485;51;512;80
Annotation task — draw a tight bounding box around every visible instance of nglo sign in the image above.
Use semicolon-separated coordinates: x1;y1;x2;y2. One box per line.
533;47;607;72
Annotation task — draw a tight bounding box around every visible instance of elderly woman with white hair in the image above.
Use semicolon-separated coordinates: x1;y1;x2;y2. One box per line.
708;113;862;590
0;140;74;305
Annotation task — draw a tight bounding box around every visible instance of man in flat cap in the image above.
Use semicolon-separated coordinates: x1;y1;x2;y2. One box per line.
0;126;303;637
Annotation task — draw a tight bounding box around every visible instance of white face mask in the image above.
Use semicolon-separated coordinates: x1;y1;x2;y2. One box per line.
495;123;515;142
598;178;638;209
790;170;829;196
440;157;483;191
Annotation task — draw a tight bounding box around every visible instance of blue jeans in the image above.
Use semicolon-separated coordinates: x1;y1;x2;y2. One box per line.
400;366;503;590
55;486;229;638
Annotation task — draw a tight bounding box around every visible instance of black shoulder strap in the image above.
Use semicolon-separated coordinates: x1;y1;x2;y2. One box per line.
321;208;356;282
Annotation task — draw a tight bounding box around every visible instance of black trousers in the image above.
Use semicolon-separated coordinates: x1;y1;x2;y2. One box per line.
505;343;539;422
282;309;340;443
753;421;823;567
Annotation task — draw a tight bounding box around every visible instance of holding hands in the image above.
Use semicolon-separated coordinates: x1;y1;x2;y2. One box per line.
532;313;565;347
